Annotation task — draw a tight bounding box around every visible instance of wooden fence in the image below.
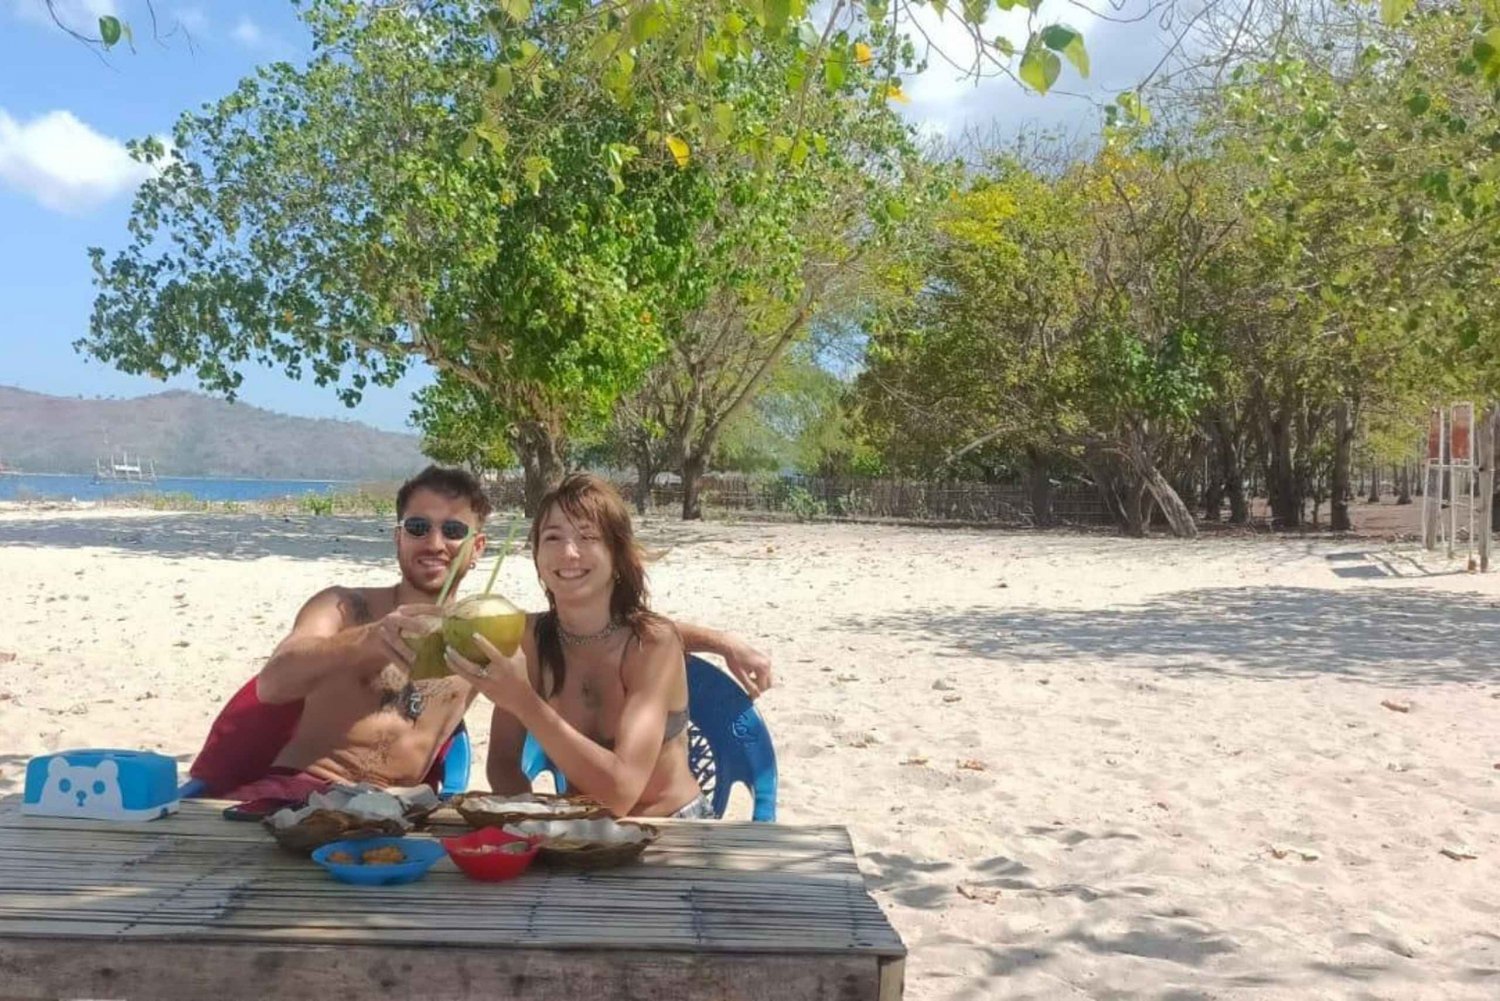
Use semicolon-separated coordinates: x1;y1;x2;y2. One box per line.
489;474;1115;527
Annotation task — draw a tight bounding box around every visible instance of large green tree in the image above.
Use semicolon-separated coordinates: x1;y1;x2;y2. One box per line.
83;1;718;510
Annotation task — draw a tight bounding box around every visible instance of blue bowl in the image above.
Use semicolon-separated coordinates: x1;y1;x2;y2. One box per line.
311;837;446;886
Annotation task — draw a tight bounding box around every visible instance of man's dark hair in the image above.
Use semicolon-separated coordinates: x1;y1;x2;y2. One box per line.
396;465;492;522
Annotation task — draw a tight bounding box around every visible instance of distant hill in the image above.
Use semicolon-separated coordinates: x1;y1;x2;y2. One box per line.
0;387;430;479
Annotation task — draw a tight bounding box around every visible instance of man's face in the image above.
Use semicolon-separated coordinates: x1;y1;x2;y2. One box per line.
394;487;488;597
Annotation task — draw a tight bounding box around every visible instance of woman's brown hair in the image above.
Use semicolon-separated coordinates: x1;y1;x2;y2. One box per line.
531;473;666;697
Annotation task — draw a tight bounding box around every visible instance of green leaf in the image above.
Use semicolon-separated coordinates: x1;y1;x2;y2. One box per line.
696;46;719;80
604;50;636;99
929;0;947;21
487;65;514;102
1379;0;1414;26
1117;90;1150;124
627;5;665;45
588;30;622;65
1476;29;1500;82
993;36;1016;58
1019;41;1061;94
522;156;551;195
712;102;736;140
1039;25;1078;51
500;0;532;21
824;50;847;87
99;15;122;46
766;0;791;36
1040;25;1088;77
475;122;508;155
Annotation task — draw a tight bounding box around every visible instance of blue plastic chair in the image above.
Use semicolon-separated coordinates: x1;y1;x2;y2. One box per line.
521;655;778;821
439;721;473;795
178;721;472;799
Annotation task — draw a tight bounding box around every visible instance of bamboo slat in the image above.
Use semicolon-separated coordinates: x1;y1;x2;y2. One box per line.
0;796;905;1001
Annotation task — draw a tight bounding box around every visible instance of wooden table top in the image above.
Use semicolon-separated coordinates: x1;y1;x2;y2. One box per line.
0;797;904;959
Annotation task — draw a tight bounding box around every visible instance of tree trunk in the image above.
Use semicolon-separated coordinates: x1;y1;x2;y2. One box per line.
680;452;708;521
1202;476;1223;522
1397;463;1412;504
1265;414;1301;529
1330;400;1353;532
1024;446;1054;528
1210;414;1249;525
1367;464;1381;504
633;454;656;516
1122;480;1147;538
1081;449;1131;533
1126;425;1198;539
513;421;565;517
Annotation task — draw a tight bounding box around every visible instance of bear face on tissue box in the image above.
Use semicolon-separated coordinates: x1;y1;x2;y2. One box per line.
23;749;180;821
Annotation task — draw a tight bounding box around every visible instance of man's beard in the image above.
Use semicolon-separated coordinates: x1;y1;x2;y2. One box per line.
401;558;461;599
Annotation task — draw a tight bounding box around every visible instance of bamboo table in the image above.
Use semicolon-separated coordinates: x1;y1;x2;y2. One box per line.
0;798;904;1000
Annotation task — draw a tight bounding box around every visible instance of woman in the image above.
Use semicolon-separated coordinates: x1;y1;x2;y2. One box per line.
445;473;710;819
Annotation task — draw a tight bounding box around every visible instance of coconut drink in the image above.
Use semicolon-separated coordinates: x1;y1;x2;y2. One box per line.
443;593;526;662
401;614;449;681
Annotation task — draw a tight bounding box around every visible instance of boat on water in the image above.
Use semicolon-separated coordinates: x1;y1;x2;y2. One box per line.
93;451;158;483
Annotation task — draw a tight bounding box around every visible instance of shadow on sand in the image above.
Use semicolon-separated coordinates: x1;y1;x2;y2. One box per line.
840;585;1500;687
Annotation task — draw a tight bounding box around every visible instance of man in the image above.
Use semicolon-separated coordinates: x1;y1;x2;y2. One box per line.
225;465;771;802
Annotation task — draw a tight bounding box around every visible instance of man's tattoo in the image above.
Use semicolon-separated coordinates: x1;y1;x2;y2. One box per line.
339;588;374;626
376;665;425;722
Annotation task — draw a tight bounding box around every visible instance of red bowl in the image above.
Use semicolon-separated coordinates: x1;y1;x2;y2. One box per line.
441;826;540;882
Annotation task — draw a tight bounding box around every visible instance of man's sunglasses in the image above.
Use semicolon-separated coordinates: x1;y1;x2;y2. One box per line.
400;517;472;541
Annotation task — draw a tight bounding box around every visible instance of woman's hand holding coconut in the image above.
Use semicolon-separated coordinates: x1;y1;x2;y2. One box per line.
445;632;533;709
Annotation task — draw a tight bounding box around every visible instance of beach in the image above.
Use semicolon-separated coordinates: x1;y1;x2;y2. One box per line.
2;507;1497;999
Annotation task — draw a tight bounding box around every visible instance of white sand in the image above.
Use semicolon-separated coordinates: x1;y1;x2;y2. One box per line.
2;509;1497;999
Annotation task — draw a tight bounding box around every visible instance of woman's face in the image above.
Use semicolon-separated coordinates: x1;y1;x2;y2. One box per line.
535;504;615;606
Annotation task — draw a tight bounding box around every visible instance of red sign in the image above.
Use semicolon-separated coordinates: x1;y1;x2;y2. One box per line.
1452;403;1473;464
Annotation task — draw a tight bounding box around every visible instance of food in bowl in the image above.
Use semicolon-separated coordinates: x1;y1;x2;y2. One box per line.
457;841;531;856
361;845;408;865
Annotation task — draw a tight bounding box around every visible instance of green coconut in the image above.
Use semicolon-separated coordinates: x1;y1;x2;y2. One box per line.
401;614;450;681
443;593;525;663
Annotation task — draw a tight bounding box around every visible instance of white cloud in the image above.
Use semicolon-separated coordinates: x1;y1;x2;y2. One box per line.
0;108;151;214
173;4;208;36
230;14;262;47
9;0;117;31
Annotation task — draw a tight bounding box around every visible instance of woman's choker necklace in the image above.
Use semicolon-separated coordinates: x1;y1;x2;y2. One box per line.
558;617;624;646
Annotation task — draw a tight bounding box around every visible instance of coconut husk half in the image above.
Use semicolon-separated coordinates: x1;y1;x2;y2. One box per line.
502;817;659;870
451;791;609;829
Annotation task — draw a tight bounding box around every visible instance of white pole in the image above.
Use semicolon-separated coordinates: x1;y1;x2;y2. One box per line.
1468;465;1476;567
1444;408;1454;557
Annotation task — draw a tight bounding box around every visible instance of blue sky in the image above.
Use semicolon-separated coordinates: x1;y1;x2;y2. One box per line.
0;0;1175;435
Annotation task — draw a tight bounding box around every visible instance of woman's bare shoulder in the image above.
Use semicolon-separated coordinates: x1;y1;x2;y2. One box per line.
632;615;683;652
622;616;684;686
